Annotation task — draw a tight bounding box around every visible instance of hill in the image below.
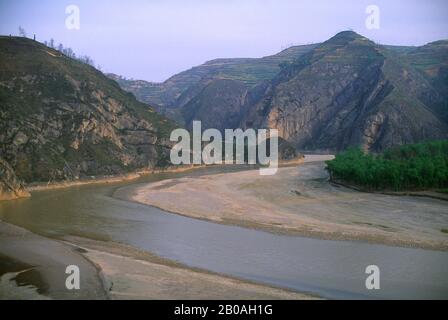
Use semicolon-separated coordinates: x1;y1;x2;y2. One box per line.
107;43;317;118
241;31;448;151
109;33;448;152
0;36;177;192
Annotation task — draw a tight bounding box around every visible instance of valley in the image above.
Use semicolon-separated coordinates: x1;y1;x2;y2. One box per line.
1;29;447;300
111;31;448;153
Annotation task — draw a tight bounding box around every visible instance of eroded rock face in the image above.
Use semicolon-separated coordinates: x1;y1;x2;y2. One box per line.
181;79;249;131
0;37;176;183
111;32;448;153
0;158;30;201
241;31;448;152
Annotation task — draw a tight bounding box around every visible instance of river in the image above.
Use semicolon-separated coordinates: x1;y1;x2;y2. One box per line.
0;165;447;299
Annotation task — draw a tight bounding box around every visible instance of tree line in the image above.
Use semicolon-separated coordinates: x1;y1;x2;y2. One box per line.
16;26;99;69
326;140;448;191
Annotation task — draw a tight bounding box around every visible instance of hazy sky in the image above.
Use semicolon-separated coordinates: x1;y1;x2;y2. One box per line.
1;0;447;82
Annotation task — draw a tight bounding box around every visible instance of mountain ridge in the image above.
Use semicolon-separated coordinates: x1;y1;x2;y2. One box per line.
241;31;448;151
107;43;318;112
109;31;448;152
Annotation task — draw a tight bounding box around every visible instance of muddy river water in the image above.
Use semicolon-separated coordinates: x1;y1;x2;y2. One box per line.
1;164;447;299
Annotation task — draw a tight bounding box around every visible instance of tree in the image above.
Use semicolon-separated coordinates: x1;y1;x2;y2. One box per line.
78;55;95;67
63;47;76;59
326;141;448;191
40;38;99;70
18;26;27;37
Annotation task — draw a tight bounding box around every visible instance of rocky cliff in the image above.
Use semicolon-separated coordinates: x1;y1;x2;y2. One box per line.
0;36;177;190
181;79;249;131
242;31;448;152
0;158;30;200
110;32;448;152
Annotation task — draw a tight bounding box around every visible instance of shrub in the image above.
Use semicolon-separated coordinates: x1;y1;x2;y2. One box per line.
326;140;448;191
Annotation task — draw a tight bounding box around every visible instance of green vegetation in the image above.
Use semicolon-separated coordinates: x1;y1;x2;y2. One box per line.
0;36;178;183
326;140;448;191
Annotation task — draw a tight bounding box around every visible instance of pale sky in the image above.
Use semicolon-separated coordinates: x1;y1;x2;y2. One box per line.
1;0;447;82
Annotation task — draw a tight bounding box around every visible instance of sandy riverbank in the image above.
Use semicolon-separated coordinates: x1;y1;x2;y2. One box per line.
62;236;316;300
1;165;203;202
131;155;448;251
0;222;107;299
0;221;316;299
329;179;448;202
25;165;203;193
2;156;305;201
25;157;306;194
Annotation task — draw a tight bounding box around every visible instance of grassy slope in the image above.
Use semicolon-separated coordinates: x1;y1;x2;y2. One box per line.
0;36;176;136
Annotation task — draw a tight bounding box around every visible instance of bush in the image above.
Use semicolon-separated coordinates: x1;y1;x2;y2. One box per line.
326;140;448;191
